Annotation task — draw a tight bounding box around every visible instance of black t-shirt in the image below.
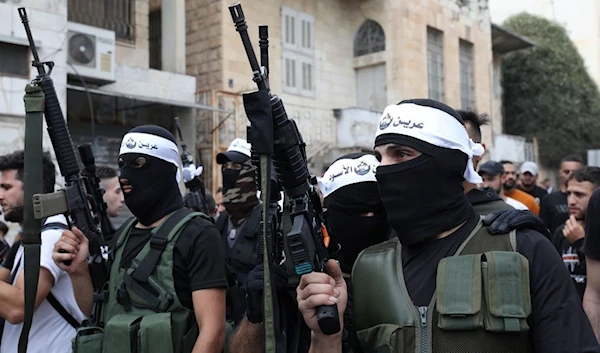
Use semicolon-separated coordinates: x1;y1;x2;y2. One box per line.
584;188;600;261
348;209;599;352
552;225;586;300
112;216;228;310
518;185;548;205
540;191;569;234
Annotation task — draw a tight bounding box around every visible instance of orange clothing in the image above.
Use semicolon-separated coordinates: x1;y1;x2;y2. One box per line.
505;188;540;215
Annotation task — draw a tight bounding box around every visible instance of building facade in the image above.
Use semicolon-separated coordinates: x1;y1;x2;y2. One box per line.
183;0;498;192
0;0;202;235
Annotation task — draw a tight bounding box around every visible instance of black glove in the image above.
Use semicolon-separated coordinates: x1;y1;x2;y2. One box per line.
246;262;288;324
483;210;551;239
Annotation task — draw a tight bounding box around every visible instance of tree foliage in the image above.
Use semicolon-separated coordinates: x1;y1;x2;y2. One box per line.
502;13;600;167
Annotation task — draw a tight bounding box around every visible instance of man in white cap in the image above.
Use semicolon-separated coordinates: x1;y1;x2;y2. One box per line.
296;99;599;353
214;138;262;325
518;161;548;204
53;125;227;353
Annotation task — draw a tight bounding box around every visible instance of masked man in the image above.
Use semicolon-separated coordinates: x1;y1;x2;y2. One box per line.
229;152;390;353
296;99;600;353
214;138;261;324
53;125;227;353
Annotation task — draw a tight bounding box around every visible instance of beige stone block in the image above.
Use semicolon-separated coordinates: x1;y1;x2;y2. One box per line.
137;0;150;16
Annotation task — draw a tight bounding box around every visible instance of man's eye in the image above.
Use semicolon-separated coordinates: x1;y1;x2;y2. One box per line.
133;157;147;168
396;150;408;158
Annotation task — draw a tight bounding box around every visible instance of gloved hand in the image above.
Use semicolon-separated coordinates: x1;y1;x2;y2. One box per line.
483;210;551;239
182;164;203;183
246;262;288;324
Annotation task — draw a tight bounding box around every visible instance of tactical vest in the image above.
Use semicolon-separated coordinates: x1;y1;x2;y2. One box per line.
216;205;262;277
352;218;534;353
216;205;261;325
72;208;211;353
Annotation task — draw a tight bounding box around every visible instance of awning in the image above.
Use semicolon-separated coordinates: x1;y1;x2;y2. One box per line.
66;84;233;113
491;23;535;54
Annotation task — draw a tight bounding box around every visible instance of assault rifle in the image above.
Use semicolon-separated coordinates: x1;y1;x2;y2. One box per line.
174;117;210;214
18;7;108;352
229;3;340;345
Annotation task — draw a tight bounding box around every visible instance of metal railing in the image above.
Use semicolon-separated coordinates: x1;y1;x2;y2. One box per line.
68;0;135;42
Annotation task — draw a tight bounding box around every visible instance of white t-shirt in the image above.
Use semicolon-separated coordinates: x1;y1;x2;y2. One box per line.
1;215;86;353
506;197;529;211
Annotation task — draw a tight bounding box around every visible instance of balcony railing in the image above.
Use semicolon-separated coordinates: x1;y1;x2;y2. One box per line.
68;0;135;42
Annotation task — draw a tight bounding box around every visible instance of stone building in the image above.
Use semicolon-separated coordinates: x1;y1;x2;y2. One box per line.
175;0;502;192
0;0;203;233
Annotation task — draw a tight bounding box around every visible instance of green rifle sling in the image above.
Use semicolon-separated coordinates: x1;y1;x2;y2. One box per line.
19;83;45;353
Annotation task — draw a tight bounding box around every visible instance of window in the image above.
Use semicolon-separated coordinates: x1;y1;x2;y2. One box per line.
427;27;444;102
282;6;315;97
0;42;29;78
459;39;475;110
69;0;135;41
149;9;162;69
354;20;386;57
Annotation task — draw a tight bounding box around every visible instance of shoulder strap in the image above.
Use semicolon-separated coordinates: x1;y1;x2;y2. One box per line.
457;218;516;256
46;292;80;329
129;209;204;283
8;257;22;285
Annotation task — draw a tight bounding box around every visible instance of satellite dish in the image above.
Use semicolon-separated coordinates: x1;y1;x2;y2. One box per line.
69;33;95;65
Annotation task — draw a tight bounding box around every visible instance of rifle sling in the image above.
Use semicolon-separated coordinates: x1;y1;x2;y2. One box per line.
19;83;45;353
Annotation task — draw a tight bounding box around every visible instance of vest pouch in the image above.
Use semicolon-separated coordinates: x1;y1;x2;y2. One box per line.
357;324;412;353
72;326;103;353
436;254;483;330
481;251;531;333
138;310;197;353
123;259;174;312
102;314;143;353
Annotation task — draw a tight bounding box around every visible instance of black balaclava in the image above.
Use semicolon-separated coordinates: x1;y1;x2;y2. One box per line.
321;153;391;274
375;99;480;247
325;182;390;274
119;125;183;226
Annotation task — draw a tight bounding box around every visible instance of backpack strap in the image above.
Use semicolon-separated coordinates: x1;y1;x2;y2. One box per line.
47;292;81;329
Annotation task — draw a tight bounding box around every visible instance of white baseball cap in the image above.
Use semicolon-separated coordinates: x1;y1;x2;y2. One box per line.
520;161;538;176
216;138;251;164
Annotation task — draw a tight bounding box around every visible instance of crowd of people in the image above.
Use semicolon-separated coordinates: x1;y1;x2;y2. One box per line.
0;100;598;353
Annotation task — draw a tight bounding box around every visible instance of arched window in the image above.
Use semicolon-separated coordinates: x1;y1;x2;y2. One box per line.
353;20;386;57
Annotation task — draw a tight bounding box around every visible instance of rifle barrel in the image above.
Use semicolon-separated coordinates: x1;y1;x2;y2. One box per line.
18;8;43;74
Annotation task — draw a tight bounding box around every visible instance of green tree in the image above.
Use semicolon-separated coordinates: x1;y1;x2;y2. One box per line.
502;13;600;167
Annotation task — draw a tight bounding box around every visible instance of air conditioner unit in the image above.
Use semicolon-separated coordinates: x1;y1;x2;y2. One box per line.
66;22;116;84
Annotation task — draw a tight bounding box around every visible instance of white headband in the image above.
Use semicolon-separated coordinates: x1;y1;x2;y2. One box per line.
119;132;181;182
318;154;379;198
375;103;484;184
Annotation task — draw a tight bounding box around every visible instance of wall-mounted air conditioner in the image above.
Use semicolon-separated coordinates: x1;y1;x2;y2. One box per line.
66;22;116;84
